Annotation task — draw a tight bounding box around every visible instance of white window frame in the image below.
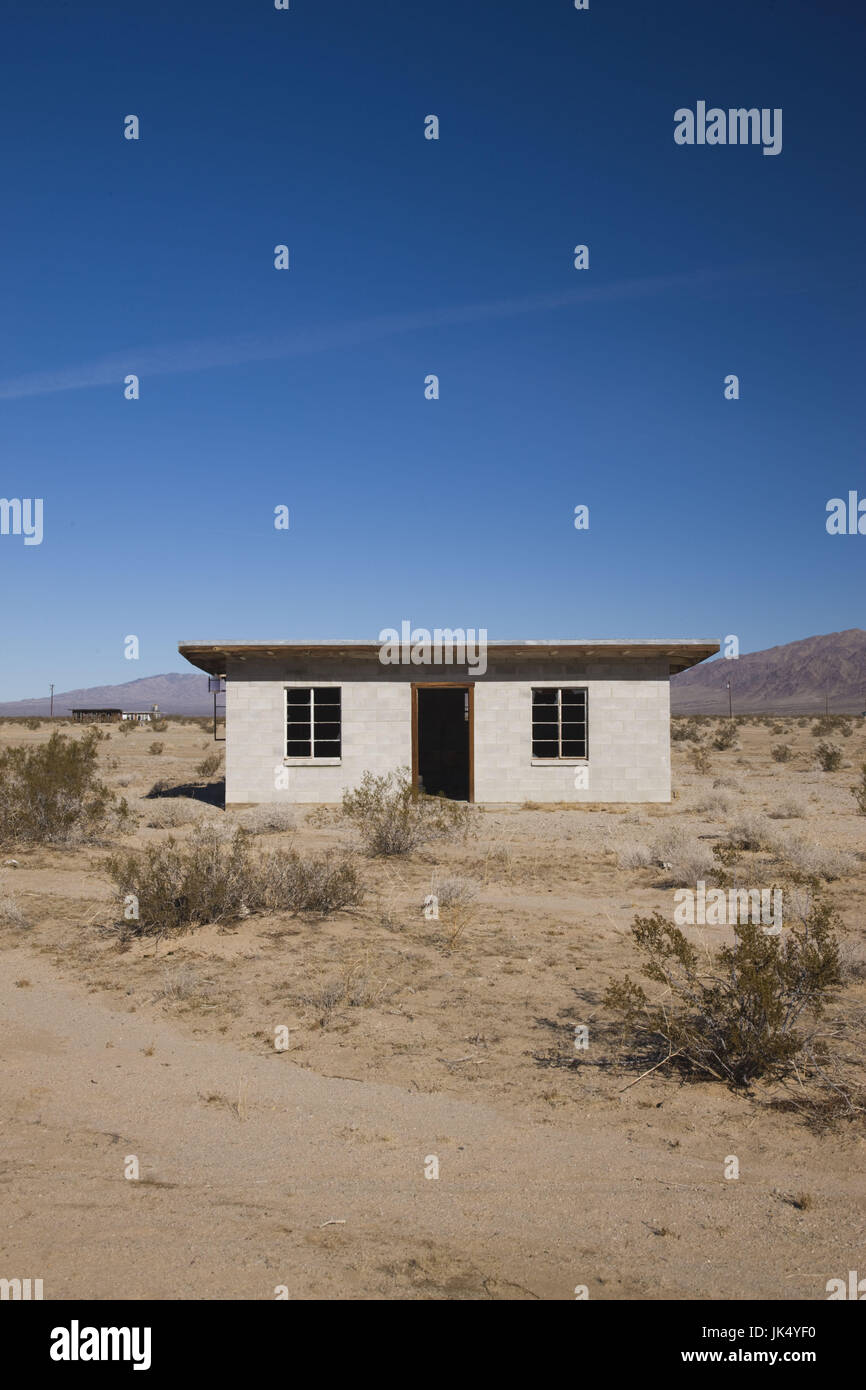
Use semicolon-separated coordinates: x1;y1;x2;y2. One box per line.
530;685;589;764
283;685;342;765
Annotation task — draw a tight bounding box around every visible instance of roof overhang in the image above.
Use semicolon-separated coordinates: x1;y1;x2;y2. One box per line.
178;639;720;677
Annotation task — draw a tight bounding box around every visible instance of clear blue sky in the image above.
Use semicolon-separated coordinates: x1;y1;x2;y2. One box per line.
1;0;863;699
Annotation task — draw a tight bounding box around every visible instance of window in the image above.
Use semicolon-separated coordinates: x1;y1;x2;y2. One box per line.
531;687;587;759
285;687;341;759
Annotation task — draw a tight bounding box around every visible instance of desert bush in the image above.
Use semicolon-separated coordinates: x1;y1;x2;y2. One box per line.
24;717;41;730
671;718;702;743
850;764;866;815
712;776;737;790
0;891;29;930
619;844;653;869
144;799;212;829
648;825;715;885
771;744;792;763
428;875;480;912
236;804;295;835
256;847;363;915
695;792;733;818
107;826;362;934
768;799;805;820
604;894;842;1087
0;730;129;846
151;719;169;733
342;768;476;856
148;741;164;756
815;742;842;772
197;752;222;778
771;833;856;881
725;815;774;851
812;715;851;738
118;720;135;735
687;747;711;774
712;722;738;751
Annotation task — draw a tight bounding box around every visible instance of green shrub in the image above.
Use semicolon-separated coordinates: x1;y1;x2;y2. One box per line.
0;730;129;846
342;767;476;856
604;895;842;1087
816;742;842;772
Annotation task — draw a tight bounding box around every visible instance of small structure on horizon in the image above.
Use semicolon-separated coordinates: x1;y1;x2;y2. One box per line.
71;708;122;723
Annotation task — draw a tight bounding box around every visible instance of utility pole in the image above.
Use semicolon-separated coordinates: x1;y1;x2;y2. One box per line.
825;688;829;717
726;677;732;719
49;683;54;719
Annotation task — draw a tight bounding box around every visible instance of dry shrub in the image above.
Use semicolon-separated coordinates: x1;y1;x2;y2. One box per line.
815;742;842;772
725;814;774;851
107;825;362;935
144;799;213;829
148;741;164;756
0;891;29;930
688;747;711;774
604;894;842;1087
257;847;363;915
342;767;477;856
768;799;805;820
236;804;295;835
695;792;733;818
197;752;222;778
648;825;715;885
0;730;130;847
771;833;856;881
771;744;792;763
712;722;739;751
850;764;866;815
619;844;653;869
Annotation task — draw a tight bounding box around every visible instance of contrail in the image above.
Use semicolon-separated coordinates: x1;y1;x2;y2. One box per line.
0;267;746;401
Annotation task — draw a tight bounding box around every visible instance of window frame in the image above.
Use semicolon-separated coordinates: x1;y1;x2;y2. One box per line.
530;685;589;763
283;685;342;764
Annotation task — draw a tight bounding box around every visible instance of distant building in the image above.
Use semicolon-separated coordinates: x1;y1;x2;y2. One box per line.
71;708;122;723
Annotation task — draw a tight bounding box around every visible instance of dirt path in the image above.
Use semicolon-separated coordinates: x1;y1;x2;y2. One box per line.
1;946;861;1301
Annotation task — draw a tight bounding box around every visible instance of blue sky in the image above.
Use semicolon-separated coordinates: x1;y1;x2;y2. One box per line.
0;0;863;699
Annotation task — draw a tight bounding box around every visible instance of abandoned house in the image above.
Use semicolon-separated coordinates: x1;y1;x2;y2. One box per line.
178;639;718;806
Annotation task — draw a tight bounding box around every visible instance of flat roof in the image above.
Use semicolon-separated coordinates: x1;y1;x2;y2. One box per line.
179;639;720;677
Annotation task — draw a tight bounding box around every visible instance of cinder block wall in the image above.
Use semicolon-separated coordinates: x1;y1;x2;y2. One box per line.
224;656;671;805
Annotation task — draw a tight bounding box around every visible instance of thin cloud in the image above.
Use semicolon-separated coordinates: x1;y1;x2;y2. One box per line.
0;267;743;401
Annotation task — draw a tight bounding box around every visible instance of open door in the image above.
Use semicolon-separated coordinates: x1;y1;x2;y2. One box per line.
412;684;473;802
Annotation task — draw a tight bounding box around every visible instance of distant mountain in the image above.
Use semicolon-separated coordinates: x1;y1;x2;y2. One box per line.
2;630;865;719
671;629;866;714
0;672;212;718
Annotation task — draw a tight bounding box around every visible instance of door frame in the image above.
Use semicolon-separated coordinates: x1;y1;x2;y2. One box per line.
411;682;475;803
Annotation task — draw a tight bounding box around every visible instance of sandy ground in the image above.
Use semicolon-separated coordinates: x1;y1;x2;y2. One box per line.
1;714;865;1300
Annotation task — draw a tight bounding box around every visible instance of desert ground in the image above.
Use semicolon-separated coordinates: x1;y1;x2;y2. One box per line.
1;713;864;1301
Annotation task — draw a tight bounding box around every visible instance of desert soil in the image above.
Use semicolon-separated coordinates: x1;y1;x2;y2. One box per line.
1;715;864;1300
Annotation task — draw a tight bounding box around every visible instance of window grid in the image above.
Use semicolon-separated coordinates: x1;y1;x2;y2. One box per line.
285;687;342;759
531;687;587;760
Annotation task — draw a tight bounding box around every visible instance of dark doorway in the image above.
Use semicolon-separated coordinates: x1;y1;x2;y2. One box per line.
413;685;473;802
